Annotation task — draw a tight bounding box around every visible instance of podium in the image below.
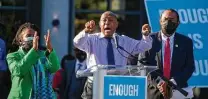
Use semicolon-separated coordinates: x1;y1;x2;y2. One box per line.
77;65;157;99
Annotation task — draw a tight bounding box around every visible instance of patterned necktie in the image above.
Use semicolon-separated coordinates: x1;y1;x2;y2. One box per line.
164;38;171;79
106;37;115;65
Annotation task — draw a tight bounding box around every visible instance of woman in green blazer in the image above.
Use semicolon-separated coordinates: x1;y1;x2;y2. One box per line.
7;23;60;99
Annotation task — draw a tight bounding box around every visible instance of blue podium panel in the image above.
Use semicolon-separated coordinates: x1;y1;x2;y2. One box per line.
104;76;147;99
145;0;208;87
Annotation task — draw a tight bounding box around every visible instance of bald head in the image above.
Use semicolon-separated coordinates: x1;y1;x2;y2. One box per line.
160;9;180;36
99;11;118;37
160;9;179;22
100;11;118;20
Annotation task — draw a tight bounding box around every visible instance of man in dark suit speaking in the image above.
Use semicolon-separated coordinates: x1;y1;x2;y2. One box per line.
138;9;195;99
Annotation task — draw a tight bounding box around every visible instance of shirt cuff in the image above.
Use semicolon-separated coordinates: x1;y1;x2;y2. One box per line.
142;35;152;41
73;30;88;44
77;30;89;39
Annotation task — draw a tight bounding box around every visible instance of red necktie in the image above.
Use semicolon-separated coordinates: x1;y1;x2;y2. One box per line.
164;38;171;79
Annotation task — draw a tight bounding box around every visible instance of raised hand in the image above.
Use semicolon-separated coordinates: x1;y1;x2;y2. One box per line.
142;24;151;36
84;20;96;33
44;29;53;53
33;31;39;50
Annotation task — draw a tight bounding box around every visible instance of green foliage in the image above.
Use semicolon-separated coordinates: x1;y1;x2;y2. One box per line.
75;0;107;35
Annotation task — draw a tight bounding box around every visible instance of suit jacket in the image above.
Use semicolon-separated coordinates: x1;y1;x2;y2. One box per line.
6;48;60;99
138;32;195;99
59;59;87;99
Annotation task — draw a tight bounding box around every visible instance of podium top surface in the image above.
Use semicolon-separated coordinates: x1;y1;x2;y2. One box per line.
76;65;158;78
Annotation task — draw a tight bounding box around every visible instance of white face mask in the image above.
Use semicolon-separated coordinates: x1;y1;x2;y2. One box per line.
23;37;34;41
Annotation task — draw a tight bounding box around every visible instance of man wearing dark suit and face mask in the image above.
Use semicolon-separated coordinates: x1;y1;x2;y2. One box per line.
138;9;195;99
54;48;87;99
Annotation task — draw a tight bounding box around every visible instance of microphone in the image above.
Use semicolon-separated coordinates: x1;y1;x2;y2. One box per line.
114;33;146;64
113;33;119;49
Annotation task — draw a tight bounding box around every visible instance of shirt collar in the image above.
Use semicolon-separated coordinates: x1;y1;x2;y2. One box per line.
98;32;117;39
98;32;105;39
161;31;175;42
76;59;86;65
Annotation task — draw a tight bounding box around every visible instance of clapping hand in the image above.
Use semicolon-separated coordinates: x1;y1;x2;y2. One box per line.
32;32;39;50
44;29;53;53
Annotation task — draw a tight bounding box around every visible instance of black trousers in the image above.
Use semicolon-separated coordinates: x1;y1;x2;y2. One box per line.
81;81;93;99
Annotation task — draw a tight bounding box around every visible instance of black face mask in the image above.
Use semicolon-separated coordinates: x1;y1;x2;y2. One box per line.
76;52;87;62
161;20;178;35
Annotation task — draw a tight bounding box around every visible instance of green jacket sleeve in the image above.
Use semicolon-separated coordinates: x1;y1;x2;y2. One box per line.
7;48;39;76
45;50;60;73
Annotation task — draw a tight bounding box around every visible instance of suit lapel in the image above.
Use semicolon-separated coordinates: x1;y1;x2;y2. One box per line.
18;48;34;80
171;33;179;75
156;32;163;70
65;59;76;90
67;59;76;75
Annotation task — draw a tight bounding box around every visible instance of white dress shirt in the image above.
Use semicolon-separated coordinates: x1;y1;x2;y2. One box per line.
74;30;152;68
161;31;175;66
74;31;152;81
161;32;176;84
75;60;86;72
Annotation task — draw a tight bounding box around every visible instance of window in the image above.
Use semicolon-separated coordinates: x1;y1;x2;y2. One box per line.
0;0;27;52
74;0;147;39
